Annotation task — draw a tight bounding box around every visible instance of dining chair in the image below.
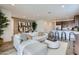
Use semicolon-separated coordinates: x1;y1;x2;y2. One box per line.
54;31;59;41
61;32;66;41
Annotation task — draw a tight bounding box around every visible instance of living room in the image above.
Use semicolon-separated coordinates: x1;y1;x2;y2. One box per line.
0;4;79;55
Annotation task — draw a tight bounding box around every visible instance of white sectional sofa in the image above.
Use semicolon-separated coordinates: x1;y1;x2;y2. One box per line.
13;32;48;55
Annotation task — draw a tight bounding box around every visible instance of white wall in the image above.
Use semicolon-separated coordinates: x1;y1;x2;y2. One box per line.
0;8;56;42
1;8;13;42
36;20;56;33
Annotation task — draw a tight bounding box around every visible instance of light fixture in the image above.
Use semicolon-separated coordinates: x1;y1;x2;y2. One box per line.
23;16;26;18
61;5;64;8
44;22;47;25
49;22;52;26
48;11;52;14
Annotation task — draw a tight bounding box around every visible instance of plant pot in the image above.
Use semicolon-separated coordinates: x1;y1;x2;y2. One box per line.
0;37;3;47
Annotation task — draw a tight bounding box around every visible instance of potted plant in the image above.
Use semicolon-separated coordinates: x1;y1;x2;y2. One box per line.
32;21;37;32
0;11;9;46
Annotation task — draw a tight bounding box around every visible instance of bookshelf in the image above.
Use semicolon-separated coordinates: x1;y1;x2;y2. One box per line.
12;17;33;34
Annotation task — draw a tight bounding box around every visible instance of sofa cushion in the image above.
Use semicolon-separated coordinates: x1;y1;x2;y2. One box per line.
27;35;32;40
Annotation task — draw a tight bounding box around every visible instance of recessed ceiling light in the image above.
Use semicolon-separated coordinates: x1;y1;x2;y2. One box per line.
48;11;52;14
23;16;26;18
61;5;64;8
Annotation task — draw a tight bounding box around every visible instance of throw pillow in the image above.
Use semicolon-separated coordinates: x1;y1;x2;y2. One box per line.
27;35;32;40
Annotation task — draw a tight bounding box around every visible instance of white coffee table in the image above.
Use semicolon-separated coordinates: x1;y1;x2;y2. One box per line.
47;41;68;55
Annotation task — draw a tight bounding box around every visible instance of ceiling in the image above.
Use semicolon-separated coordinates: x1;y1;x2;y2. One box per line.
0;4;79;21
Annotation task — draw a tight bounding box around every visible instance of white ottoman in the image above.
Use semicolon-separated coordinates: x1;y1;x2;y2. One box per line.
45;40;60;49
23;40;48;55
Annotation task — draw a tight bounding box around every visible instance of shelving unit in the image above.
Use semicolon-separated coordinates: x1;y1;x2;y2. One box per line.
18;20;32;32
12;17;33;34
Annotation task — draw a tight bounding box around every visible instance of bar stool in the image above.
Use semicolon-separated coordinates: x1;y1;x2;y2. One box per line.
54;31;59;41
61;32;66;41
69;32;76;41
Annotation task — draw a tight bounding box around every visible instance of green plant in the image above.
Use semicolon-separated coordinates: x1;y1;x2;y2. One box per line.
32;21;37;32
0;11;9;37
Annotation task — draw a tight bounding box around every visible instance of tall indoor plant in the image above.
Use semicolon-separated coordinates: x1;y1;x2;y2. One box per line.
0;11;9;46
32;21;37;32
